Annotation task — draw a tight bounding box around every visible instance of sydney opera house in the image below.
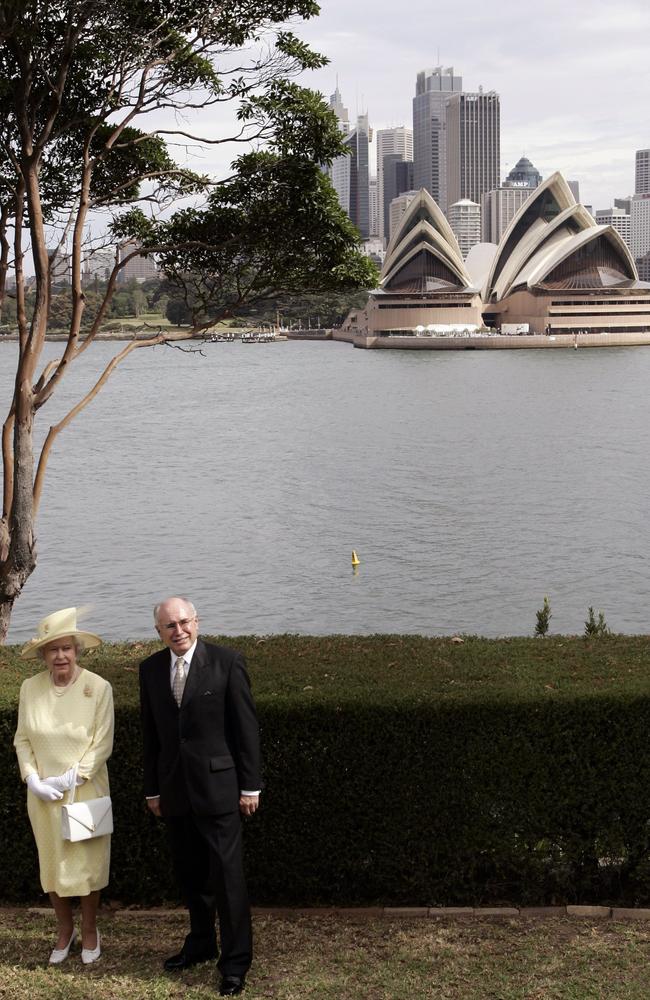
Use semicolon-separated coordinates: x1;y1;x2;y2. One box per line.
341;173;650;349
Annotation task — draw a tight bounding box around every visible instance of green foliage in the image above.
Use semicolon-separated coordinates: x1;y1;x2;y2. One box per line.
165;296;192;326
145;152;378;324
4;634;650;907
535;595;552;637
239;81;346;163
585;607;611;639
239;288;370;328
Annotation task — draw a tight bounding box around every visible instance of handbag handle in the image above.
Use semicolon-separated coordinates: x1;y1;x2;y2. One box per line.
66;764;81;805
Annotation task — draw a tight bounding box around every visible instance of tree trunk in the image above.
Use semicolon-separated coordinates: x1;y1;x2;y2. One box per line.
0;591;16;644
0;375;37;644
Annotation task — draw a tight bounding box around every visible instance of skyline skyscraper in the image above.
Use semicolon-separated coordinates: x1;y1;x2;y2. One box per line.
481;186;533;243
445;90;500;211
376;126;413;244
327;87;371;239
329;83;349;132
481;154;541;242
636;149;650;194
630;195;650;261
412;66;462;213
369;176;379;238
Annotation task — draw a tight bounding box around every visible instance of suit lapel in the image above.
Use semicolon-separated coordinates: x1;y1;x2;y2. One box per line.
152;648;177;712
181;638;210;707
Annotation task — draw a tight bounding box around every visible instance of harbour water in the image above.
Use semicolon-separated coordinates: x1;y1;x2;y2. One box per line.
1;338;650;643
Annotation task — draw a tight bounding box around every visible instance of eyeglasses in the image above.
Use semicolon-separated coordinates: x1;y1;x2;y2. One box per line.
159;617;197;632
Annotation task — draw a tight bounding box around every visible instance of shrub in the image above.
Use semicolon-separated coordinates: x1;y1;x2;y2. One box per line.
585;607;611;639
2;634;650;907
535;596;552;637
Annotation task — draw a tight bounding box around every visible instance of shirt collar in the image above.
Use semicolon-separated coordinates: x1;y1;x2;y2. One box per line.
169;638;198;671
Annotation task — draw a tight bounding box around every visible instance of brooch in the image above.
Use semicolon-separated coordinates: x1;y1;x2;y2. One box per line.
83;684;93;698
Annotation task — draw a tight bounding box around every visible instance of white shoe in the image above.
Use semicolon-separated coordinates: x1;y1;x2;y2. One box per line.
49;929;76;964
81;929;101;965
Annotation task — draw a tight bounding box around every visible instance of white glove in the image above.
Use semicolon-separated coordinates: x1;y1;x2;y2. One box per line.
42;766;79;793
26;773;64;802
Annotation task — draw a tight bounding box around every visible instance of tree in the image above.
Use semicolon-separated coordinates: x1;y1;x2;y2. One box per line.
0;1;378;641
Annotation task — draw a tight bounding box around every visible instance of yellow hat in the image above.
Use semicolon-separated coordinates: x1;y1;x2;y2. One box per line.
20;607;102;660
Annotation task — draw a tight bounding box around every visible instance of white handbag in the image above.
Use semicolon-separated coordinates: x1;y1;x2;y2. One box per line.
61;767;113;842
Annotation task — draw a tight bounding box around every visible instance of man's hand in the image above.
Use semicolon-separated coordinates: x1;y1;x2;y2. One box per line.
146;796;162;818
239;794;259;817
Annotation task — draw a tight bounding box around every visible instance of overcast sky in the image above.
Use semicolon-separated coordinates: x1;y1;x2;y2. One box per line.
289;0;650;212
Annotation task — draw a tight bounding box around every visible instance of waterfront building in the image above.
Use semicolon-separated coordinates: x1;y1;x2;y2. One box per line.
445;90;500;212
595;207;632;251
343;187;484;338
447;199;481;258
636;149;650;194
343;173;650;348
482;172;650;334
412;66;462;213
376;127;413;244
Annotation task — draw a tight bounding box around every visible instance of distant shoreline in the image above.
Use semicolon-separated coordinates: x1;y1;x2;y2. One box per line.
0;328;328;343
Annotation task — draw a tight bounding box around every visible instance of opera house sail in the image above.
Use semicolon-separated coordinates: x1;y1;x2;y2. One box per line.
343;188;484;341
482;173;650;336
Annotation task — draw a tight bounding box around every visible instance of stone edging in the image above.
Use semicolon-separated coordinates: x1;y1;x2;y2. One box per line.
22;904;650;921
251;905;650;920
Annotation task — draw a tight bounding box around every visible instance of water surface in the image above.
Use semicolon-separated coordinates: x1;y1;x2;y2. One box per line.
1;339;649;642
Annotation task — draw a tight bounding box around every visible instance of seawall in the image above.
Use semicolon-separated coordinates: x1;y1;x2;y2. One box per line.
351;331;650;350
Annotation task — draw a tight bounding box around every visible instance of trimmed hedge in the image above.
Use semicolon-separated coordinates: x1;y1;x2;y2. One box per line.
2;634;650;906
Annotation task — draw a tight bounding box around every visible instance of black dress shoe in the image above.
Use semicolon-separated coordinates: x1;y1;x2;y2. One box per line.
164;950;216;971
219;976;245;996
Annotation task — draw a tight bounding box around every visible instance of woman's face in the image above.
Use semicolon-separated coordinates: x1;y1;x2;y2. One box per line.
42;636;78;684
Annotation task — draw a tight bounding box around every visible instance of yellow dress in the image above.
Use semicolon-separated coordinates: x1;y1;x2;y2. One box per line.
14;667;114;896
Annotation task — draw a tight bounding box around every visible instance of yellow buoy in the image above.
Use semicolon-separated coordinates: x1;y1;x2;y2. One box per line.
351;550;360;567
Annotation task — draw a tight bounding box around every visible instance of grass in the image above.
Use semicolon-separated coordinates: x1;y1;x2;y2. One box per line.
4;634;650;709
2;909;650;999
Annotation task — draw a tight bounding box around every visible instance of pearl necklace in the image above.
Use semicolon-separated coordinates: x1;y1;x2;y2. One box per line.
50;666;81;696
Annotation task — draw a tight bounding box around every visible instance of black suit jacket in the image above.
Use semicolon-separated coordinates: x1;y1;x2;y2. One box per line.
139;639;261;817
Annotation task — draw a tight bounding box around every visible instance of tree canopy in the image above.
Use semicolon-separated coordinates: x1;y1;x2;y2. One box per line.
0;0;377;640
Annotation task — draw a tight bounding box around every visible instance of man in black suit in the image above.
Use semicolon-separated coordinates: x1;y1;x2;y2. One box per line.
139;596;261;997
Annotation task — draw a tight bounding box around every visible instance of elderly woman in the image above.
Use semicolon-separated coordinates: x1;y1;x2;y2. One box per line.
14;607;114;966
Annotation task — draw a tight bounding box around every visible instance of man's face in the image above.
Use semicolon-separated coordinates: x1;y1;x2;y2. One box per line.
155;599;199;656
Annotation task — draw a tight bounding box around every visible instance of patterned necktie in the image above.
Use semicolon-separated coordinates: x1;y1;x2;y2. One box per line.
173;657;186;706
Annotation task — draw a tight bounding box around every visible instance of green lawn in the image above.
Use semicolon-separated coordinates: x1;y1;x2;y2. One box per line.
2;909;650;999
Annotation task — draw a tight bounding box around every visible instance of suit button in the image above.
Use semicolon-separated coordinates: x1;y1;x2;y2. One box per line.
180;738;187;744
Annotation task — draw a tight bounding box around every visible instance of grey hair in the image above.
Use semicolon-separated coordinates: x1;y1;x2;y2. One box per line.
37;635;85;660
153;597;197;624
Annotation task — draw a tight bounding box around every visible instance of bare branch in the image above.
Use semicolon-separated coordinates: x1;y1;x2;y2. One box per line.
33;330;168;515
